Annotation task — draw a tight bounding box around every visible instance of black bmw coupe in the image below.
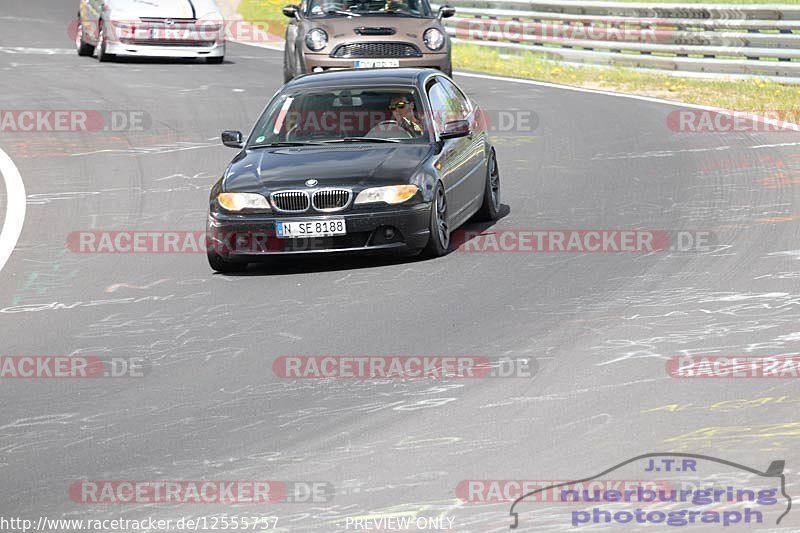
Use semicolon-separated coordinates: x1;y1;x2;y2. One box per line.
207;68;500;272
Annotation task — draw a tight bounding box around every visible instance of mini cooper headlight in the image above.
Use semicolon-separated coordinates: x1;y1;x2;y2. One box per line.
305;29;328;51
355;185;419;205
423;28;445;51
218;192;271;211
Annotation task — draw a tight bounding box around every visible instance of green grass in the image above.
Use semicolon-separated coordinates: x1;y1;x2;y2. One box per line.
453;43;800;113
238;0;289;36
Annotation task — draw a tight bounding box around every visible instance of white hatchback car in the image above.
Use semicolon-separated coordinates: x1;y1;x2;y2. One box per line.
76;0;226;63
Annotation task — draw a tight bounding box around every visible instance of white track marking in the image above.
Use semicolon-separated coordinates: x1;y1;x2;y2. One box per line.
0;147;26;274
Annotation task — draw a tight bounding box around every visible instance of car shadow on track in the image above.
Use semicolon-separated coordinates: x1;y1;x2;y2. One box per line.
218;203;510;277
102;57;234;65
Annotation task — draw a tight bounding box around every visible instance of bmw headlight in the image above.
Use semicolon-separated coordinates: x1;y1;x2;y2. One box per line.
423;28;445;51
355;185;419;205
218;192;271;211
305;29;328;51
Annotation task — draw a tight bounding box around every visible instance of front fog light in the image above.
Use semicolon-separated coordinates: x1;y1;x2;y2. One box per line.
218;192;271;211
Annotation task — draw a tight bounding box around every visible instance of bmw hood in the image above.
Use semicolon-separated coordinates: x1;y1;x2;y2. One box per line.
224;144;435;191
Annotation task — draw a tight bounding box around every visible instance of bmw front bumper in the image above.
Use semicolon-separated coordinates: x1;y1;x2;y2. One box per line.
207;203;432;260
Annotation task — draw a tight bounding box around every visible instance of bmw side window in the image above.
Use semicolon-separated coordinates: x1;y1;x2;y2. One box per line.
426;81;450;136
438;78;471;121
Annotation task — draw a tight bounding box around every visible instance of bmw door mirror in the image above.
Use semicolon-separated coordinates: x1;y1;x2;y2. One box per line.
440;119;470;139
221;130;244;149
438;5;455;19
282;5;299;19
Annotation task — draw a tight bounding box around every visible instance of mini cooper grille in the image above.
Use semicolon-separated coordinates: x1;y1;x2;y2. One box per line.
331;42;422;58
312;189;351;211
272;191;310;212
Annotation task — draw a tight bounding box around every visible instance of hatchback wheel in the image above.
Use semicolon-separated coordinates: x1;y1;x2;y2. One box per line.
75;20;95;56
96;22;115;62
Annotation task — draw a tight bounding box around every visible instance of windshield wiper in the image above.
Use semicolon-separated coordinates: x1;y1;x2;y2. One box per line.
322;137;402;143
325;8;361;16
366;10;421;16
249;141;324;148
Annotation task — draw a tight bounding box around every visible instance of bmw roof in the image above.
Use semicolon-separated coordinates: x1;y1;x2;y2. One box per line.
283;68;442;91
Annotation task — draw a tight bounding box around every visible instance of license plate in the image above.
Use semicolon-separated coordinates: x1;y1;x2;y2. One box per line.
354;59;400;68
276;219;346;238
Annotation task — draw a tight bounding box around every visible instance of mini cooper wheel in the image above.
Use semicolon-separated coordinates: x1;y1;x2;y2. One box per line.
423;183;450;257
475;149;500;221
283;47;294;82
75;19;95;56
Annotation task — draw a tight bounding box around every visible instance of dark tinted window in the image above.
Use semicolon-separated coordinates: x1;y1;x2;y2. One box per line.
308;0;432;17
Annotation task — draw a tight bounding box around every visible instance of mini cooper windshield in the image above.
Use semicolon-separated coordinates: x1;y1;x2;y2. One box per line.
248;88;429;146
308;0;432;17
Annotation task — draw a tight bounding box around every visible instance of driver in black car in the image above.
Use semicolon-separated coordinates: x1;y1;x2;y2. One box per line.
389;94;424;136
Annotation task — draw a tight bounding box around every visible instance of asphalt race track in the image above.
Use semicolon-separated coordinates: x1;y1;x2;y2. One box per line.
2;1;800;532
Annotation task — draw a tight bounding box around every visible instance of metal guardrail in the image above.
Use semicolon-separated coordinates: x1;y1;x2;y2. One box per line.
433;0;800;81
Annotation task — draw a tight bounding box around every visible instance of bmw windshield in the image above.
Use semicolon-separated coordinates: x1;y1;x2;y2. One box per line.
247;88;430;147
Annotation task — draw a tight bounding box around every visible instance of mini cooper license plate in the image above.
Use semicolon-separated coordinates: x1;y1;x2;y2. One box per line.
354;59;400;68
276;219;346;238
